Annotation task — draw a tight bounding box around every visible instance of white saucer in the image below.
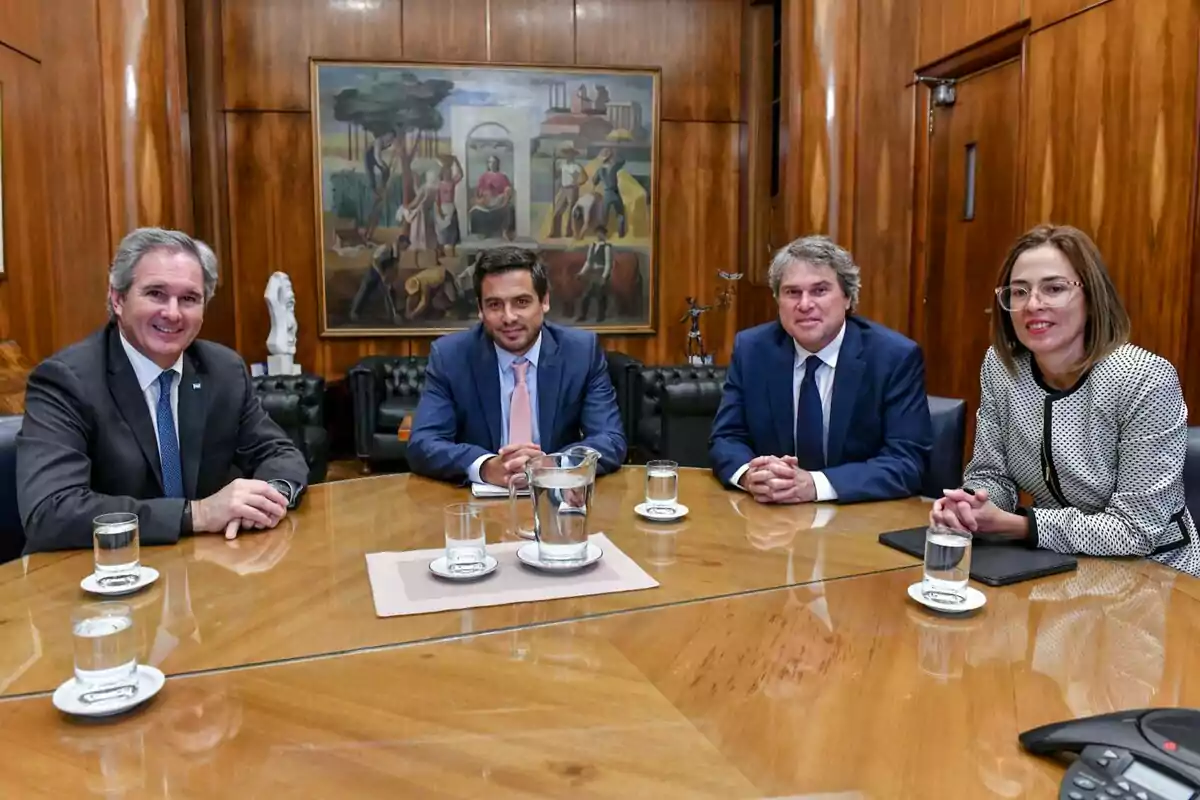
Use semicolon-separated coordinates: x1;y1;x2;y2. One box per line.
516;542;603;572
634;502;689;522
53;665;165;718
80;567;160;596
429;554;499;580
907;582;986;613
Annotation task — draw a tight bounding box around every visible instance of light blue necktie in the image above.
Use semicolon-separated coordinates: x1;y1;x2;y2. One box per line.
156;371;184;498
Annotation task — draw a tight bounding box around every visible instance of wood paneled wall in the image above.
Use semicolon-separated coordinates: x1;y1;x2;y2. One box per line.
852;0;920;333
0;0;117;364
1024;0;1199;374
0;0;197;366
198;0;744;378
760;0;1200;421
0;42;55;360
918;0;1025;67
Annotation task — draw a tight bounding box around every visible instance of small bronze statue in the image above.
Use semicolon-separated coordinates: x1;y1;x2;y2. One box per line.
680;296;713;365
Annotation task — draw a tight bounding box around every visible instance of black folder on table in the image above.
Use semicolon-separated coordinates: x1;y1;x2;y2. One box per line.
879;527;1078;586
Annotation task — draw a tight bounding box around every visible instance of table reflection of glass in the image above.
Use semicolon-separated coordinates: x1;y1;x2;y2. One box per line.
633;519;689;569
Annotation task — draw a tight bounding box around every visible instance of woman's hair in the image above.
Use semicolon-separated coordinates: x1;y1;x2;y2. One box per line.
991;224;1131;373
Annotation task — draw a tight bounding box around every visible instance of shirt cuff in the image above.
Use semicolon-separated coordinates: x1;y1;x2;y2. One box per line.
730;463;751;491
468;454;496;485
267;479;300;509
1016;506;1040;548
810;471;838;502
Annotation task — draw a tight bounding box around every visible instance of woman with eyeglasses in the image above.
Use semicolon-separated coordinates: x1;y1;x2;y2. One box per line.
931;224;1199;576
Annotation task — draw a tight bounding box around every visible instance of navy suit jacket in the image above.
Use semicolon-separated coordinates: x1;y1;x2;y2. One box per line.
407;322;626;483
709;317;932;503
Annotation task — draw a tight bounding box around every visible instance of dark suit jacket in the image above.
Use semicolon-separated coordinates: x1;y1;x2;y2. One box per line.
709;317;933;503
16;324;309;553
407;322;626;483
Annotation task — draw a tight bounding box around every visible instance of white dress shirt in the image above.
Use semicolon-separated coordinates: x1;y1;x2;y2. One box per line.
118;331;183;452
730;321;846;502
468;332;544;485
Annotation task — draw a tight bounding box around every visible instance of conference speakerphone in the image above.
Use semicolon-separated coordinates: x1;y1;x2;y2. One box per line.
1021;709;1200;800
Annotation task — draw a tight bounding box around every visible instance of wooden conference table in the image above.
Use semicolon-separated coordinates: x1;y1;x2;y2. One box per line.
0;467;1196;797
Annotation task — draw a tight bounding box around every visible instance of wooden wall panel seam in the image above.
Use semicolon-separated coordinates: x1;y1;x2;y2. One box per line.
0;40;41;64
1029;0;1115;34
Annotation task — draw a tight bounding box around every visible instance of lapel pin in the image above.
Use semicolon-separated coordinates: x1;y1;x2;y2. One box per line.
192;382;201;390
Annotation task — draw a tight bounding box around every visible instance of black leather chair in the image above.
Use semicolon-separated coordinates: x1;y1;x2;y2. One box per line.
252;374;329;485
657;378;727;467
0;415;24;564
634;364;727;465
924;396;967;498
348;355;428;472
1185;426;1200;521
603;350;642;460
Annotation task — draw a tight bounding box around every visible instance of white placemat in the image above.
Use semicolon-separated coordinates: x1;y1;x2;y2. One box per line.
365;533;658;618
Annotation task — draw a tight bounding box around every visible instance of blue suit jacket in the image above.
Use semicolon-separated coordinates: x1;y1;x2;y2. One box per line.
408;322;626;483
709;317;932;503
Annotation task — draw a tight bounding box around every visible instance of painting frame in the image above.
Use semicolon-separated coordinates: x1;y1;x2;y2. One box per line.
309;58;661;337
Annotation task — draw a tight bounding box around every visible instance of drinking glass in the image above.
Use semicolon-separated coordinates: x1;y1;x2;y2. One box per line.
644;460;679;515
72;602;138;699
508;473;536;539
93;513;140;588
444;503;487;574
922;526;972;604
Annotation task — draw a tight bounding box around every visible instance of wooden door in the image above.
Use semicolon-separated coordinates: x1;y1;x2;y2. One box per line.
918;58;1023;454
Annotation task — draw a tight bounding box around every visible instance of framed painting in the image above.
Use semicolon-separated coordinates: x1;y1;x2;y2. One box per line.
310;60;660;336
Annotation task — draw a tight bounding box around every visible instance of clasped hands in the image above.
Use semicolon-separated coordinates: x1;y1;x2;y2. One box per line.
739;455;817;504
481;442;543;489
191;478;291;540
930;487;1029;541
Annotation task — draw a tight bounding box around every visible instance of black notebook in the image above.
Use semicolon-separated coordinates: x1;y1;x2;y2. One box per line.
879;526;1078;586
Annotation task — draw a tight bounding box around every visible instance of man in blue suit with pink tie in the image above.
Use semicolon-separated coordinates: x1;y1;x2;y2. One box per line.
408;246;626;486
710;236;932;504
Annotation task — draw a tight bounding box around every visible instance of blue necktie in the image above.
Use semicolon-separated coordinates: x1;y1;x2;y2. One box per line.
156;371;184;498
795;355;826;471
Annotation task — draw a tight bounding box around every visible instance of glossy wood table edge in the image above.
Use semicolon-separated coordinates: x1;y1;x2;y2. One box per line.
0;564;1195;798
0;468;934;697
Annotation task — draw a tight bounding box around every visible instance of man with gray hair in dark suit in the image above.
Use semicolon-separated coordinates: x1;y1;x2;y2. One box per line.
17;227;309;553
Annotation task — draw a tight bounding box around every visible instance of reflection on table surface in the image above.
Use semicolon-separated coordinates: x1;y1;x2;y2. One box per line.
1;563;1196;798
0;469;929;696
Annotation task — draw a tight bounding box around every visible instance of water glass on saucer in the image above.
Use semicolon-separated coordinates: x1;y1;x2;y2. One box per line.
922;526;973;605
444;503;488;575
72;603;138;696
93;513;141;589
645;460;679;511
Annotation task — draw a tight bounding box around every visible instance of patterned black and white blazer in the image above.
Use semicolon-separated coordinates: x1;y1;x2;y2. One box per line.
964;343;1199;577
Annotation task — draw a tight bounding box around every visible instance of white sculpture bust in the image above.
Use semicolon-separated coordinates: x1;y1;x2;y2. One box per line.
264;272;301;376
265;272;297;356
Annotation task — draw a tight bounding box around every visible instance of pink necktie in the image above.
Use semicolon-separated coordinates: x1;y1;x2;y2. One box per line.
508;359;533;445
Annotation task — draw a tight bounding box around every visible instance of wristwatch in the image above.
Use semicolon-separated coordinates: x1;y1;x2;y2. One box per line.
181;501;194;535
268;479;297;508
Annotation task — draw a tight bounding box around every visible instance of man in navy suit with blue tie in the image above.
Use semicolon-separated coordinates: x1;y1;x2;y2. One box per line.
408;246;626;486
710;236;932;504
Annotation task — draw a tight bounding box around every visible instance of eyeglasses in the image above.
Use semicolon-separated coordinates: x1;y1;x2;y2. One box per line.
994;280;1083;311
